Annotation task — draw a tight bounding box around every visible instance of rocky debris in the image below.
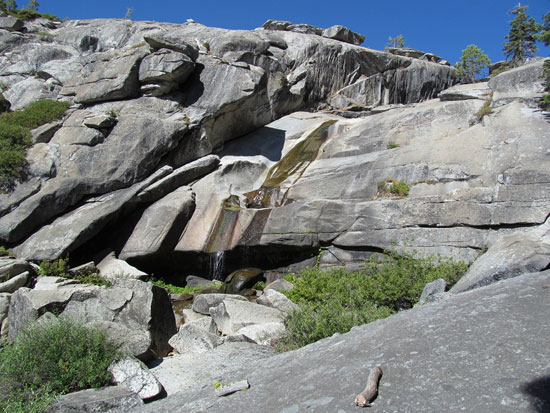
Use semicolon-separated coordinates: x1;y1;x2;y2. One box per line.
209;298;283;335
387;47;441;62
450;220;550;294
30;120;63;144
137;271;550;412
262;20;323;35
148;341;274;396
415;278;447;306
0;270;28;294
488;58;546;107
109;357;164;400
181;308;208;323
191;293;247;315
119;186;195;261
0;16;23;32
438;82;492;101
0;257;32;281
256;289;298;313
226;322;285;345
95;250;148;281
322;25;365;45
168;321;223;354
8;277;176;361
45;386;143;413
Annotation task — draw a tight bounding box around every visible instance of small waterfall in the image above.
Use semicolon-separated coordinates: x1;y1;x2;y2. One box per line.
209;251;225;281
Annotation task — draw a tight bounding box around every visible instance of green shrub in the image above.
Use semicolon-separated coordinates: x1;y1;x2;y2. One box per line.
377;178;409;198
150;278;205;295
472;99;493;123
276;251;467;351
0;100;70;191
539;59;550;111
38;258;111;287
386;142;399;149
0;318;120;409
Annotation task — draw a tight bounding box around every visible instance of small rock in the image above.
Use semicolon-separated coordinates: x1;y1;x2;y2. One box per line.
209;298;283;335
192;293;247;315
264;278;294;292
416;278;446;306
30;120;63;144
109;357;163;400
214;379;250;397
96;250;148;281
227;322;285;345
256;289;298;313
0;271;28;293
168;322;223;354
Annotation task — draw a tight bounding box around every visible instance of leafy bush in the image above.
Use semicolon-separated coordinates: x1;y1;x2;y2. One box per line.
0;318;120;410
0;100;70;191
276;251;467;351
376;178;409;198
38;257;111;287
150;278;206;294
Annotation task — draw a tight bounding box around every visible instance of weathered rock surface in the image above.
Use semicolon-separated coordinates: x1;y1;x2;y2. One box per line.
109;357;163;400
137;271;550;412
451;219;550;293
148;341;274;396
438;82;492;101
45;386;143;413
119;186;195;261
488;58;546;107
209;298;283;335
0;257;32;281
8;277;176;361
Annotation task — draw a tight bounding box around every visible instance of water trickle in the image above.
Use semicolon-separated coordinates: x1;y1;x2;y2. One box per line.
209;251;226;281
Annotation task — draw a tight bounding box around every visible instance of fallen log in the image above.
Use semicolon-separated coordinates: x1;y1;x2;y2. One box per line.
354;366;383;407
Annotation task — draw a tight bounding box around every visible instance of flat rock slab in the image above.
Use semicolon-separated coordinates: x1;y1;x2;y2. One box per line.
45;386;143;413
137;271;550;412
147;342;274;396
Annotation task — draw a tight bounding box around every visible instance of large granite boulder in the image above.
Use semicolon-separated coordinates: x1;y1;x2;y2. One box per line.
8;277;177;361
322;25;365;45
209;298;283;335
450;219;550;293
109;357;163;400
139;49;196;96
119;186;195;261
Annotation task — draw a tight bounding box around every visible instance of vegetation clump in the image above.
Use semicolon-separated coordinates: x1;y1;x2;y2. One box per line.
150;278;219;294
275;251;467;351
38;257;111;287
376;178;409;198
0;99;70;191
0;318;120;412
455;44;491;82
472;98;494;124
0;0;61;22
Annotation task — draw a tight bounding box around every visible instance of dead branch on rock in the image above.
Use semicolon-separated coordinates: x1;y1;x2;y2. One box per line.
354;366;383;407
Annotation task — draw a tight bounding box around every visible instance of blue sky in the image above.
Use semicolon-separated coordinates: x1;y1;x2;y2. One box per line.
39;0;549;66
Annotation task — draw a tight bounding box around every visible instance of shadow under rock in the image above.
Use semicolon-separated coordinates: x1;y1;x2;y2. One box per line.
521;375;550;412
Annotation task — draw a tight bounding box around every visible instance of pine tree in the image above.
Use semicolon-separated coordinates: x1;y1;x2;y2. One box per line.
503;4;540;66
455;45;491;82
25;0;38;11
386;35;405;49
5;0;17;11
539;12;550;46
